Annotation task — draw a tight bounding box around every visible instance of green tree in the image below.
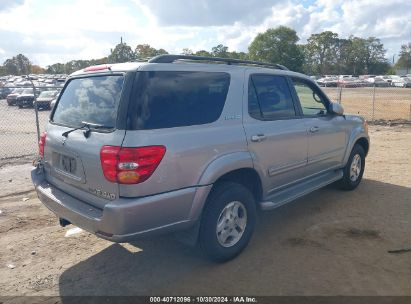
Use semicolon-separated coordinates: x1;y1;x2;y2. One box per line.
335;38;353;74
0;65;6;76
305;31;339;75
195;50;212;57
3;58;18;75
363;37;387;74
348;36;368;74
3;54;32;75
135;44;168;59
248;26;304;71
211;44;229;57
31;65;45;74
228;51;248;60
396;42;411;73
64;60;91;74
46;63;66;74
345;36;387;74
89;57;108;65
108;42;135;63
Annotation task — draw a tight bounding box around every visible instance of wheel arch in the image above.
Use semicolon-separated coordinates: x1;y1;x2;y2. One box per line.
355;137;369;156
180;165;263;247
343;133;370;165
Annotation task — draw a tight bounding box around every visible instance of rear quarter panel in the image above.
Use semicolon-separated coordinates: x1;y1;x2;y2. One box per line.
119;65;249;198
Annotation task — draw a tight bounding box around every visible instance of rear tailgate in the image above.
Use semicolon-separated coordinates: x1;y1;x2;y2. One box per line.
43;72;132;209
43;127;125;209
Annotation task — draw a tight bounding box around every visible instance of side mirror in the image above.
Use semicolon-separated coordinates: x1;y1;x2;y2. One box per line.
330;102;344;115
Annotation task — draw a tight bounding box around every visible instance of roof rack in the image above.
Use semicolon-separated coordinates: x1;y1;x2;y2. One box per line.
148;55;289;71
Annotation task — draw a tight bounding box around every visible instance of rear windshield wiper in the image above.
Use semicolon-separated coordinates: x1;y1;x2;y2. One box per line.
62;121;113;138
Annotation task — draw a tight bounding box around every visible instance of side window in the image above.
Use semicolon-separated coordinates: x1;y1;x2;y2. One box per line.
248;75;296;120
292;78;327;116
128;71;230;130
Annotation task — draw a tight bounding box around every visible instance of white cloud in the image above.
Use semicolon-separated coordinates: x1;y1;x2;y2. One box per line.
134;0;279;26
0;0;410;66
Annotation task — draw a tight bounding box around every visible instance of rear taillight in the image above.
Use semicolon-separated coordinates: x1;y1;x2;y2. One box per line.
100;146;166;184
39;131;47;157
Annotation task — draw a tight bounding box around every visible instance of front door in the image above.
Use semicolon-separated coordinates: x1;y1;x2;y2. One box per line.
290;77;348;177
242;72;309;196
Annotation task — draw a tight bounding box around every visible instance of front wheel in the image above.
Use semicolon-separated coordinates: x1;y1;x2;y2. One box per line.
199;182;256;262
338;144;365;190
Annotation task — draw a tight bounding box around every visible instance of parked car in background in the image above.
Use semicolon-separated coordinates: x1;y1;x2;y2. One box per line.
403;77;411;88
0;87;13;99
374;76;391;87
392;77;411;88
337;77;367;88
316;76;338;87
360;75;376;86
34;90;59;110
16;88;35;108
391;76;405;87
6;88;25;105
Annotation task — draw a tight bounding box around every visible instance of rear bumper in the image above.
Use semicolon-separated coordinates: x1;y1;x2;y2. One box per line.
31;167;212;242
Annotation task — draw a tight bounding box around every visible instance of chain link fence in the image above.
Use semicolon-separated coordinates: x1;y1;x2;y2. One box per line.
1;81;410;166
0;85;61;166
323;85;411;122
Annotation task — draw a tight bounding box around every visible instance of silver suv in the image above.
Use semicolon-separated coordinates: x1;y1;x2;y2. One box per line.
32;55;369;262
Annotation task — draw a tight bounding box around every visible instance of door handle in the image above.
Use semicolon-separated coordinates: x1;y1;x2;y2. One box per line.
251;134;266;142
309;126;320;133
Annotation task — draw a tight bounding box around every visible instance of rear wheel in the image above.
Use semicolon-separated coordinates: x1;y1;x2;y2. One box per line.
199;182;256;262
338;144;365;190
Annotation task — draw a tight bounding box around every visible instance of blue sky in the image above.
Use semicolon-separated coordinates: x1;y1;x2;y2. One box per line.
0;0;410;66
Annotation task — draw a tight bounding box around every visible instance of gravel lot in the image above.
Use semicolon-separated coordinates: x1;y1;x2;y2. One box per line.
0;124;410;296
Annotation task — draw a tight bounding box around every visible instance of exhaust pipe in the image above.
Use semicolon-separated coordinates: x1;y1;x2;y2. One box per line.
59;218;71;227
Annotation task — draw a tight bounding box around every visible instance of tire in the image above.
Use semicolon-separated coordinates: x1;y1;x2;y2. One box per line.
338;144;365;190
199;182;256;262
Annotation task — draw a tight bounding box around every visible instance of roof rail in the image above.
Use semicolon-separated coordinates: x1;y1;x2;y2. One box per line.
148;54;289;71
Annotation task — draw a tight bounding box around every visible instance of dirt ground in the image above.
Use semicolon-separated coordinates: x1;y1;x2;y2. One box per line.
0;125;410;296
323;87;411;121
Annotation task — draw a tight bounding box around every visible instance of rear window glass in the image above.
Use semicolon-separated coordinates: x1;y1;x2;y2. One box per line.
52;75;124;128
128;71;230;130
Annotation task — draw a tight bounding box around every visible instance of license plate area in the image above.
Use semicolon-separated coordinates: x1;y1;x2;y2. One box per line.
61;155;76;174
51;152;85;183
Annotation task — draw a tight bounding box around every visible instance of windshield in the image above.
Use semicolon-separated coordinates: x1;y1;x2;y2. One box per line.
52;75;124;128
13;88;24;94
39;90;57;98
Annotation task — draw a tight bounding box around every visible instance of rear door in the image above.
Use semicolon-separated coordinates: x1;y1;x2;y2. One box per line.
43;72;131;209
290;77;348;176
119;68;241;198
242;72;309;195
